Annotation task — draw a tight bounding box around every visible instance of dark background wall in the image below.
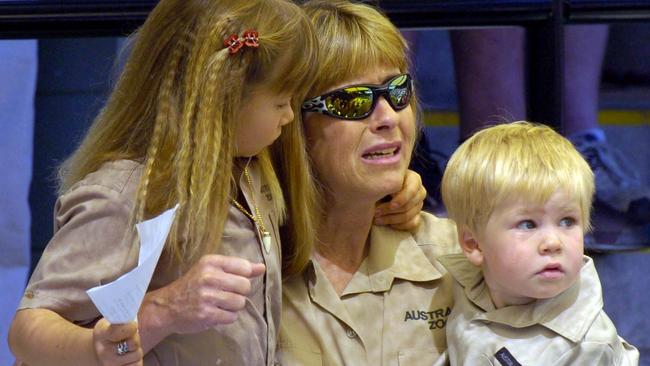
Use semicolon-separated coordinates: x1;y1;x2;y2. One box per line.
30;38;121;267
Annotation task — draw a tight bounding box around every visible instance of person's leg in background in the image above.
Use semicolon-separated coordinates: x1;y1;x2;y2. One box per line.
563;25;608;136
0;40;37;364
565;25;650;227
408;27;527;212
450;27;527;140
450;26;609;138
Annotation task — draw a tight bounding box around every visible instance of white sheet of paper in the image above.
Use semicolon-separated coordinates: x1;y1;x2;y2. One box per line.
86;204;178;324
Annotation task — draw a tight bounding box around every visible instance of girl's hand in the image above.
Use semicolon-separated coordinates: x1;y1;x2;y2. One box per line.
374;169;426;231
143;255;265;336
93;319;143;366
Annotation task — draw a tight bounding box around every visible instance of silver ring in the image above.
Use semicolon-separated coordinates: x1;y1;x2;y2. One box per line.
116;340;129;356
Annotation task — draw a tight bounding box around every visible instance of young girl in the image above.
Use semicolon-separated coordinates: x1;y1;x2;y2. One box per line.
8;0;319;365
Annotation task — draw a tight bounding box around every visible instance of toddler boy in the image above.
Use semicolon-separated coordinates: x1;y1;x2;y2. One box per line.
439;121;639;365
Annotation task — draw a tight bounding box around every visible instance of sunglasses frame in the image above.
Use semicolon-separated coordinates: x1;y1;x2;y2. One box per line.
302;73;412;121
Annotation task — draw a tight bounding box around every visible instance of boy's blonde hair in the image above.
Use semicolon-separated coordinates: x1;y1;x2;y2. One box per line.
441;121;594;234
58;0;318;272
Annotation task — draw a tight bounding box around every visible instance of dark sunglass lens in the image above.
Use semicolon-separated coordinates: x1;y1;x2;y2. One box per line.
388;75;411;109
325;87;373;119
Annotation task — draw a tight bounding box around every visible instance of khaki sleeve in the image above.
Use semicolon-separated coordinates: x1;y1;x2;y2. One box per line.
553;339;639;366
617;337;640;366
19;183;139;324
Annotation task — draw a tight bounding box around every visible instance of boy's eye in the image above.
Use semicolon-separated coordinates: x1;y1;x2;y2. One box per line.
516;220;536;230
559;217;576;227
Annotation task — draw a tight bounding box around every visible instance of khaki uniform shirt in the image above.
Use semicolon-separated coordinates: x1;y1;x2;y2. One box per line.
439;254;640;366
18;159;283;366
277;212;459;366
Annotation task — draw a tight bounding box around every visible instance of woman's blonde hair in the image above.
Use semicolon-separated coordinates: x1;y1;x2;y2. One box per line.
59;0;319;270
441;121;595;234
302;0;414;100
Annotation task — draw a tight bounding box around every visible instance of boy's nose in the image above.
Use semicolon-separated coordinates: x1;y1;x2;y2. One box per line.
539;232;562;254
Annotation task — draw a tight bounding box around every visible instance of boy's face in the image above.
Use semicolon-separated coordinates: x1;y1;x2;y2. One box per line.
464;189;584;308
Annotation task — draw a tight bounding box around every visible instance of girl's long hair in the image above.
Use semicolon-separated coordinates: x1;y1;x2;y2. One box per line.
59;0;319;270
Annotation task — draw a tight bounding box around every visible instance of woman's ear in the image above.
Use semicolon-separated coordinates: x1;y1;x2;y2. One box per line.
458;226;484;267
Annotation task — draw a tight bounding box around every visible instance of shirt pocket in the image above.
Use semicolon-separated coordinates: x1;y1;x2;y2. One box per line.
276;344;323;366
398;347;444;366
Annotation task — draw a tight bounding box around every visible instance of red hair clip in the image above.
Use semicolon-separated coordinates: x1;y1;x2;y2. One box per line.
242;30;259;48
224;29;259;54
224;34;243;54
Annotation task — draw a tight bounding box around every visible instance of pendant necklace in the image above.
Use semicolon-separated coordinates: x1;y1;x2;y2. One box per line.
231;166;272;254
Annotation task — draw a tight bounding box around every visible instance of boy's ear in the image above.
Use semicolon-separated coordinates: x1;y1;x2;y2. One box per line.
458;226;484;267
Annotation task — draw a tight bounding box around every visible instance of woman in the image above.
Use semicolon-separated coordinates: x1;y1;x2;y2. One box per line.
277;1;460;365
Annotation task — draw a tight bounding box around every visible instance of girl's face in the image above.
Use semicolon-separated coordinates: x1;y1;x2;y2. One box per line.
235;86;294;157
303;67;416;205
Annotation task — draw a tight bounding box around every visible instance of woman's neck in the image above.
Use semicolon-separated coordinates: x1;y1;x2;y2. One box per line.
315;198;376;295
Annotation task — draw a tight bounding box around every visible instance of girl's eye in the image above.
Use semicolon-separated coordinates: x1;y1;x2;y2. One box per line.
559;217;576;227
277;98;292;108
516;220;536;230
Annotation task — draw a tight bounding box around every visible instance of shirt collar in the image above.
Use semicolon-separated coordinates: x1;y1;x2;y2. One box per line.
441;254;602;343
341;223;443;295
300;228;444;332
302;259;358;328
302;214;456;328
439;254;495;310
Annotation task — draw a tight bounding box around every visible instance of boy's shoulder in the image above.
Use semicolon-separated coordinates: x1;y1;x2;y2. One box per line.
405;213;462;281
437;253;479;286
412;212;460;255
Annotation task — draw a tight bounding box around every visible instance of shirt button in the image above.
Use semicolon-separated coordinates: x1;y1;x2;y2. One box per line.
346;328;357;339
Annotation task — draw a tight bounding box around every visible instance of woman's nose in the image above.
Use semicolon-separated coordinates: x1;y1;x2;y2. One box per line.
368;96;398;132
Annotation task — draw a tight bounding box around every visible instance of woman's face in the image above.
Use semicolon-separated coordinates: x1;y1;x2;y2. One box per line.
304;67;416;203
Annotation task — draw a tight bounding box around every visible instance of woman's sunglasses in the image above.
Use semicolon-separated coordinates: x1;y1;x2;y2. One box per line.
302;74;412;121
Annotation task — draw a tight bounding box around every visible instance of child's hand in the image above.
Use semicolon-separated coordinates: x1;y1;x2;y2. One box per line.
93;318;143;366
374;169;426;231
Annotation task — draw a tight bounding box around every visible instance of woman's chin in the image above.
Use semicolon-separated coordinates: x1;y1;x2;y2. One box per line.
371;177;405;199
